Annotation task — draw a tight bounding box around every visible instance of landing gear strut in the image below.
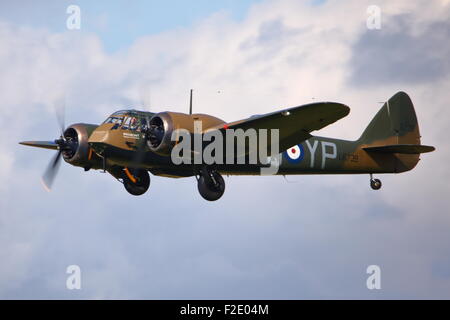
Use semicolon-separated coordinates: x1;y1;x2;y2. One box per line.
370;174;382;190
197;168;225;201
123;168;150;196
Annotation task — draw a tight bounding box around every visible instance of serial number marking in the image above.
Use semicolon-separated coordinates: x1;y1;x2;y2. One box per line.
338;152;359;162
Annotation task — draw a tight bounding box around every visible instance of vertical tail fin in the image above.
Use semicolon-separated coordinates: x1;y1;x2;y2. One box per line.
359;91;421;146
358;91;434;172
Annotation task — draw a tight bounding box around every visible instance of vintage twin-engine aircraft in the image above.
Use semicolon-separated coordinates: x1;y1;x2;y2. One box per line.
20;91;434;201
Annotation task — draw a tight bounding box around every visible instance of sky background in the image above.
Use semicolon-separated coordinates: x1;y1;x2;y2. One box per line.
0;0;449;299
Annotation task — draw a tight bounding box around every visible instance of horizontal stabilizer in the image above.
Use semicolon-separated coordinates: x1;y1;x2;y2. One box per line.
363;144;435;154
19;141;58;150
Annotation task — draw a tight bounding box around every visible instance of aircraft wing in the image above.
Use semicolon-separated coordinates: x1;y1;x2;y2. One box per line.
206;102;350;152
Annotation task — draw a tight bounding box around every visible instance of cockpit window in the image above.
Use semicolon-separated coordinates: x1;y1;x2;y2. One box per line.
130;117;139;130
104;110;150;131
111;110;128;117
121;117;131;130
121;116;141;131
103;116;124;125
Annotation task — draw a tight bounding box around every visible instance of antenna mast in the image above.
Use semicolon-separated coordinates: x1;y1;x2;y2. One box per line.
189;89;193;115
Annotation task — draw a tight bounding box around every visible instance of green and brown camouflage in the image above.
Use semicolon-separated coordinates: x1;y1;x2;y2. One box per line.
274;91;432;175
213;92;434;175
19;91;435;200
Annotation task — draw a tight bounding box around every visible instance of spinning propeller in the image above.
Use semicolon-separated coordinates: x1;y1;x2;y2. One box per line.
20;100;78;191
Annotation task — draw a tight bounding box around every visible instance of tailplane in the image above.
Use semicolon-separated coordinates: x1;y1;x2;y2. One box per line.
363;144;435;154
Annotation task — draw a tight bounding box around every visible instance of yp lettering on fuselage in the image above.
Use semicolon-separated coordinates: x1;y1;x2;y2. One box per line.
286;140;337;169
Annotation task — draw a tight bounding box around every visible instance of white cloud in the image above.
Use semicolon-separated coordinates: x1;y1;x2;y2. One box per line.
0;0;449;298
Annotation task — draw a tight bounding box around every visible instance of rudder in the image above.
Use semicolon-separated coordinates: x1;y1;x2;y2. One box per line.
358;91;420;146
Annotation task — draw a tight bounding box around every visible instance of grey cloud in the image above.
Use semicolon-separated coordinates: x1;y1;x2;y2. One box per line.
240;18;306;61
349;14;450;86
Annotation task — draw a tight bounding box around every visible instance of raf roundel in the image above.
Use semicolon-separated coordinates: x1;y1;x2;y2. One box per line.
284;144;305;163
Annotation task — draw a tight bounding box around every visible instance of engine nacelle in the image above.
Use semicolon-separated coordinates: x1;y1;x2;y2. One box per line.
62;123;102;169
147;112;225;156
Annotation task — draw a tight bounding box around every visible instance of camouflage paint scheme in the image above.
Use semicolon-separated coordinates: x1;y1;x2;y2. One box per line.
20;91;435;194
86;91;433;176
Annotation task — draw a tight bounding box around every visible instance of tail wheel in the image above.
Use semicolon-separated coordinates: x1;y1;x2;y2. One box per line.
123;168;150;196
197;170;225;201
370;178;382;190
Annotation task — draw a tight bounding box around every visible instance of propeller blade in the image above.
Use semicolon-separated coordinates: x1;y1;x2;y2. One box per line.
54;97;66;137
139;85;152;112
130;115;151;168
41;150;62;191
19;141;59;150
131;140;147;168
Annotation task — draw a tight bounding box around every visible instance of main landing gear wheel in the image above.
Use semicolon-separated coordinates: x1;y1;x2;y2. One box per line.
123;168;150;196
197;169;225;201
369;174;382;190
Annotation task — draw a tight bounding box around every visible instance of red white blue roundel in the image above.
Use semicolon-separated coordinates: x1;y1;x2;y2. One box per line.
284;144;305;163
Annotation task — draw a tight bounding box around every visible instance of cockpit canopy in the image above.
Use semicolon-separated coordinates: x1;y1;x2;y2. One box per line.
102;110;153;132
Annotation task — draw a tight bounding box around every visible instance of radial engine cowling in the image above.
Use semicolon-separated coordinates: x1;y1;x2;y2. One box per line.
62;123;100;168
147;112;225;156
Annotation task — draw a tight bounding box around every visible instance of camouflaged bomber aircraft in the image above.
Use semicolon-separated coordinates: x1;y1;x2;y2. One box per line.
20;91;434;201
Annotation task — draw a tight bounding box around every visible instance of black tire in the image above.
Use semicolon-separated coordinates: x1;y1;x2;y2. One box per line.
370;178;382;190
197;172;225;201
123;169;150;196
